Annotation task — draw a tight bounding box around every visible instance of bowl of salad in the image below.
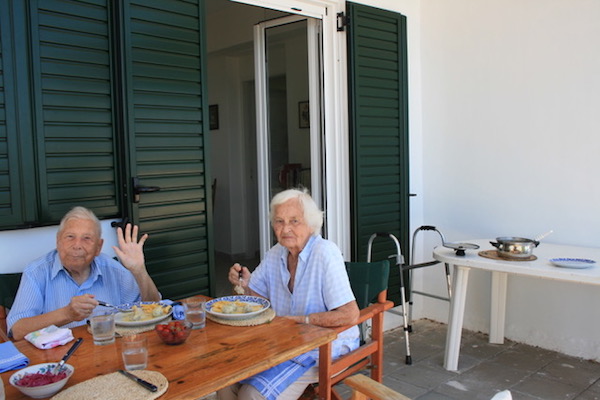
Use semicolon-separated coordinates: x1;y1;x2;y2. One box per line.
10;363;74;398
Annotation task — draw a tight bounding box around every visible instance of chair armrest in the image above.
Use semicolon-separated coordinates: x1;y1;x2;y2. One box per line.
331;300;394;335
344;374;410;400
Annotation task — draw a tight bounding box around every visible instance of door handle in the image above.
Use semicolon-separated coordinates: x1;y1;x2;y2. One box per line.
132;177;160;203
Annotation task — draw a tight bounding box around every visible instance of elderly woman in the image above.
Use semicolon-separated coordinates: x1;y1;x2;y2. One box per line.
218;188;360;400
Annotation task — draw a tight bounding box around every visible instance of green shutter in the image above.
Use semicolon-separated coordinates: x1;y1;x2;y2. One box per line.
347;3;409;305
124;0;212;299
0;1;21;226
30;0;119;222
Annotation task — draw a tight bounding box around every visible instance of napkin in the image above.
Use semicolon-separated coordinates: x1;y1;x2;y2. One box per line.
161;299;185;320
25;325;74;349
0;341;29;373
491;390;512;400
241;353;316;400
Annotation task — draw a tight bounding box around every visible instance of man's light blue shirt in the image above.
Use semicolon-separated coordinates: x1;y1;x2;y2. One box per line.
250;234;359;359
7;250;141;331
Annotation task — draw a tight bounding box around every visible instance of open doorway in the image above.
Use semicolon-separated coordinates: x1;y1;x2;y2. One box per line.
205;0;321;295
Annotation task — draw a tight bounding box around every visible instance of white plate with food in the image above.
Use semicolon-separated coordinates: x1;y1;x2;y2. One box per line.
114;302;173;326
205;295;270;320
549;258;597;269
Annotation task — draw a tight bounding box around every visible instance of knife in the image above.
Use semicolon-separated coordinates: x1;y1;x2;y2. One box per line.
118;369;158;392
52;337;83;374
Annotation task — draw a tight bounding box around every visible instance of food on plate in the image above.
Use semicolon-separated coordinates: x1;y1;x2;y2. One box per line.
15;370;68;387
233;284;245;295
155;320;192;345
210;300;263;314
121;303;172;322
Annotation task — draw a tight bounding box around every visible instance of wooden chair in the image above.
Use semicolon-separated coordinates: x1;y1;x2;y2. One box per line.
316;260;394;400
344;374;410;400
0;272;22;339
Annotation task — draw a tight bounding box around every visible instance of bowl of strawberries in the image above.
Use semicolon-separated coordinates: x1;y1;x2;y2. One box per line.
155;320;193;345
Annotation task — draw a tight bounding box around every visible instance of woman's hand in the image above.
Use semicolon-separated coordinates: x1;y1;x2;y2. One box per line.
229;263;251;287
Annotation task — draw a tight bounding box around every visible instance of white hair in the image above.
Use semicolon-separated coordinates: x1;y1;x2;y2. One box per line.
270;188;323;234
57;206;102;238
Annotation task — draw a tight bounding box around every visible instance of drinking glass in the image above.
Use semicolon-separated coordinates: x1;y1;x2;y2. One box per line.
121;334;148;371
184;297;206;329
90;312;115;345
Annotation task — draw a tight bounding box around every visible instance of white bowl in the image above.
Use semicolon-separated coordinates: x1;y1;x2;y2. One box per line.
9;363;74;399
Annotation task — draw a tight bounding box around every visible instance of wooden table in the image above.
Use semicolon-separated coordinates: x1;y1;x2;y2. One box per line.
1;302;337;399
433;239;600;371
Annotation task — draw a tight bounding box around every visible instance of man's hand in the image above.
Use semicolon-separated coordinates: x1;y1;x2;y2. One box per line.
113;223;148;274
112;223;160;302
66;294;99;321
11;294;99;340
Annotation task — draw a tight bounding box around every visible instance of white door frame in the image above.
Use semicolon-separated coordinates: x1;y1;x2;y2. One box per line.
238;0;351;259
254;16;324;255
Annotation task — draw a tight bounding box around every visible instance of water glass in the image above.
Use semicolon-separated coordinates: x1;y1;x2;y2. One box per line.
90;312;115;345
121;334;148;371
184;297;206;329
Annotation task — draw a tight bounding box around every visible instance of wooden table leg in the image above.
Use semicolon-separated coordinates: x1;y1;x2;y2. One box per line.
318;342;333;400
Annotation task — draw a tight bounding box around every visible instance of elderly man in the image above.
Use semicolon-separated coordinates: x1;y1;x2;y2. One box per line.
219;188;360;400
7;206;160;340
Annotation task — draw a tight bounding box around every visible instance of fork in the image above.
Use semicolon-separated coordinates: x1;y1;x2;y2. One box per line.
98;300;133;312
234;272;245;295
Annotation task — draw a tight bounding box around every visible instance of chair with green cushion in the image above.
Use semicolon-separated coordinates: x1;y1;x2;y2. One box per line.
0;272;22;339
314;260;393;400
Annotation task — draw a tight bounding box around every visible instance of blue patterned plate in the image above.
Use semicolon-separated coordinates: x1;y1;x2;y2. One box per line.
205;295;270;320
549;258;596;269
113;301;172;326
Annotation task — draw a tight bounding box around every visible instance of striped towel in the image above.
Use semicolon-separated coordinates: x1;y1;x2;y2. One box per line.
240;353;316;400
0;341;29;373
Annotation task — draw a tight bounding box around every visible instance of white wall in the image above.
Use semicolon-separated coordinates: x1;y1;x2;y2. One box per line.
0;220;119;273
412;0;600;361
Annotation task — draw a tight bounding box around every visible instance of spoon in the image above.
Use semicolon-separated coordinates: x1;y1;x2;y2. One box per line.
52;337;83;374
534;230;554;242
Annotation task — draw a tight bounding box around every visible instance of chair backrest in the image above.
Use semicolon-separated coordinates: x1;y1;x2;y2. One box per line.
346;260;390;310
0;273;22;309
0;272;22;340
316;260;394;399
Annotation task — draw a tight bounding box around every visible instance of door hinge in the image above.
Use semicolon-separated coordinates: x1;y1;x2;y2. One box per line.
337;12;349;32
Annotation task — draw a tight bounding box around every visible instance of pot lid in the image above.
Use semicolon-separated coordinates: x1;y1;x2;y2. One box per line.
443;242;480;256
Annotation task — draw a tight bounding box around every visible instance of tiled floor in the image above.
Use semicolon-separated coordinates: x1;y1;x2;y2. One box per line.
372;319;600;400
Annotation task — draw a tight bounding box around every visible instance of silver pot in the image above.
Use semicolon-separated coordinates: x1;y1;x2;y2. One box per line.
490;237;539;259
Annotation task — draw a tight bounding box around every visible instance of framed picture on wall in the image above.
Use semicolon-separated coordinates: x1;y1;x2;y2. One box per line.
209;105;219;130
298;101;309;129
